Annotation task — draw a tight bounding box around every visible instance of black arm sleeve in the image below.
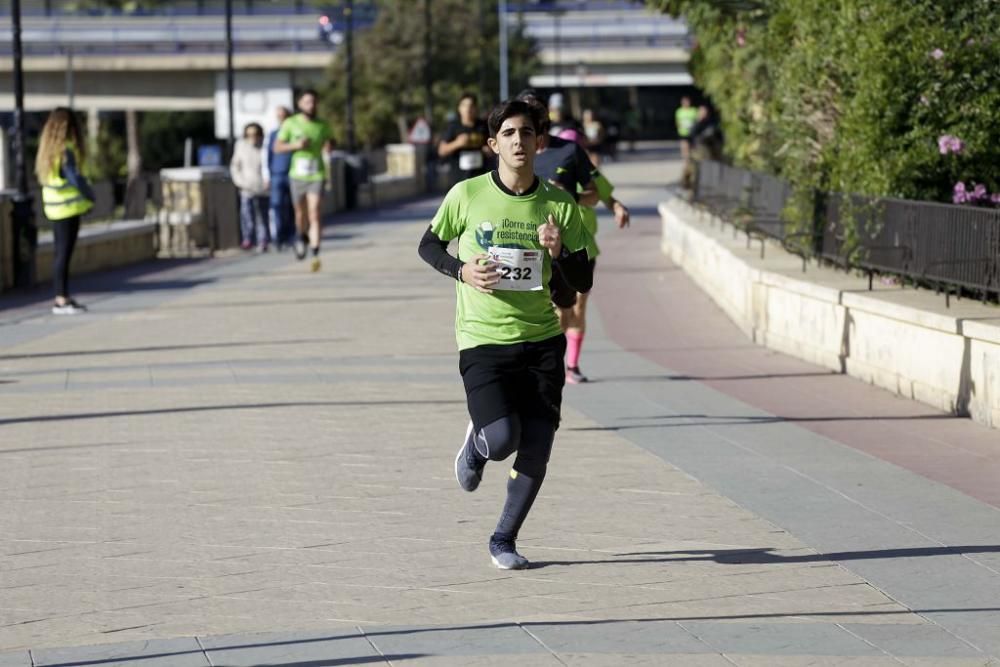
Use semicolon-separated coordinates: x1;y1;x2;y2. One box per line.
554;247;594;293
573;144;597;189
418;225;465;281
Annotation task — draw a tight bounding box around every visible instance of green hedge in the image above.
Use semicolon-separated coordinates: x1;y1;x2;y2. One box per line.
650;0;1000;217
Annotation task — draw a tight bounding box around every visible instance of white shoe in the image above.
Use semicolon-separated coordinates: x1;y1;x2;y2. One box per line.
52;301;87;315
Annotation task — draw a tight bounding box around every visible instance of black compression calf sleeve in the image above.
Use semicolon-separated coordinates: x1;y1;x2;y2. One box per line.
492;416;554;540
493;469;544;541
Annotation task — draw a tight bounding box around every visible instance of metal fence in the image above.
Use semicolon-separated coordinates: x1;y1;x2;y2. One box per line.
693;160;1000;301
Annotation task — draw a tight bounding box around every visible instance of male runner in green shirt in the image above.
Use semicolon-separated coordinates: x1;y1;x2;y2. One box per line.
675;95;699;162
418;99;595;569
275;89;334;272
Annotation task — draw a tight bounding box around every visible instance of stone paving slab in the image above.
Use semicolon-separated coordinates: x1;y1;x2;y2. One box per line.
1;151;998;664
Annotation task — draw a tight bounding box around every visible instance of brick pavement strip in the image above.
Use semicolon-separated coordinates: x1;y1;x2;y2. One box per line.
1;154;997;665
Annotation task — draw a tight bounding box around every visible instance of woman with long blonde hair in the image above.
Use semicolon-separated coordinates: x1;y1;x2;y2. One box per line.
35;107;94;314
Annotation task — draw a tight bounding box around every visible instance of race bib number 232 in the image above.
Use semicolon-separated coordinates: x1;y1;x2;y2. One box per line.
488;246;544;292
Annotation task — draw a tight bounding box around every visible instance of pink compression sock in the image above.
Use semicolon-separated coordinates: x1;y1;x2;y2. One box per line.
566;330;585;369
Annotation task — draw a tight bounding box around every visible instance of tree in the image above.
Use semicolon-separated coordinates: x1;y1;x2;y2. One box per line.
649;0;1000;210
319;0;540;148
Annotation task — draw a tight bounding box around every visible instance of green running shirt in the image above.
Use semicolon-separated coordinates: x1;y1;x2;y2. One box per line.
676;107;698;137
277;113;332;182
431;173;593;350
578;171;615;259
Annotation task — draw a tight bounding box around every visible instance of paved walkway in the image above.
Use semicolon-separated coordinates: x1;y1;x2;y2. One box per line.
1;149;999;666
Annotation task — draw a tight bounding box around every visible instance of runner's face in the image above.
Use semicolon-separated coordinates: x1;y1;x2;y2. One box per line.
488;115;536;171
299;94;317;117
458;98;477;123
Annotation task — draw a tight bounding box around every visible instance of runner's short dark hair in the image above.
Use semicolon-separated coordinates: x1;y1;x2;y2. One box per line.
458;91;477;106
487;99;542;138
299;88;319;99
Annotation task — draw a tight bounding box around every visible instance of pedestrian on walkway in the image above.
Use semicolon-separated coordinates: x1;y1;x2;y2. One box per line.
274;89;334;272
691;104;724;161
675;95;698;162
231;122;270;252
519;93;615;385
547;92;582;137
550;127;631;384
581;109;606;167
437;92;491;187
35;107;95;315
417;99;595;570
267;106;294;251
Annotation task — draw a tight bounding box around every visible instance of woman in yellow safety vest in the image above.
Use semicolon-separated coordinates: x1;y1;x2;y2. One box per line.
35;107;94;315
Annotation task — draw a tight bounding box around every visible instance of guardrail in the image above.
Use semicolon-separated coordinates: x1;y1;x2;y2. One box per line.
6;0;378;18
693;160;1000;303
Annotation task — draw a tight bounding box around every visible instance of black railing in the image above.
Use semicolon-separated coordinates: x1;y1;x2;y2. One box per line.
692;160;1000;301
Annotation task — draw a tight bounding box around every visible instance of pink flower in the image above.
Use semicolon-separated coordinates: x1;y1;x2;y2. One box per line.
991;193;1000;206
930;48;945;60
953;181;968;204
938;134;964;155
736;28;746;47
971;183;988;200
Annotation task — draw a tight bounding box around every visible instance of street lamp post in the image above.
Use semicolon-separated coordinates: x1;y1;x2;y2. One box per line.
553;9;562;89
423;0;433;123
225;0;235;160
498;0;509;101
10;0;36;287
345;0;356;153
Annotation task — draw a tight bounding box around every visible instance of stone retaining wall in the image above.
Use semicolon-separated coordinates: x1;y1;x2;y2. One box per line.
660;196;1000;429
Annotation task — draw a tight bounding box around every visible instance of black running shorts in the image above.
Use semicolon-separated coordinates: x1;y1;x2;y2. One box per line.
459;334;567;432
549;258;596;309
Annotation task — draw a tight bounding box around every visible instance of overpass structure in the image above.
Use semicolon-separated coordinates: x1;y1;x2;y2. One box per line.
0;0;691;137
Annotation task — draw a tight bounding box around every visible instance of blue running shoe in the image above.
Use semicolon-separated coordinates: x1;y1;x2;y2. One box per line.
489;534;529;570
455;422;486;492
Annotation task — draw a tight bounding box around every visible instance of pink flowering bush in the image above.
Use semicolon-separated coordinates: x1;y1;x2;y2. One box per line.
648;0;1000;215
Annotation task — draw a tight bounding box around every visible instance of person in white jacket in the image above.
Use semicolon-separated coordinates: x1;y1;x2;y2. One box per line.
230;122;271;251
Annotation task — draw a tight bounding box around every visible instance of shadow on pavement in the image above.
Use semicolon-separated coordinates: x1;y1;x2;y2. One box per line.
41;652;423;667
566;412;958;431
608;545;1000;563
0;338;346;361
0;399;463;427
26;602;1000;666
531;545;1000;569
592;370;839;382
114;293;443;313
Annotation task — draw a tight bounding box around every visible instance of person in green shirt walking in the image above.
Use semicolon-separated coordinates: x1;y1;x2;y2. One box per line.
675;95;699;162
418;99;595;570
274;89;334;272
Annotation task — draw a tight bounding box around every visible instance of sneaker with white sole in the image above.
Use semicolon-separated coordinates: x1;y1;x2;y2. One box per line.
52;300;87;315
566;366;588;384
454;421;486;492
294;237;308;260
489;534;529;570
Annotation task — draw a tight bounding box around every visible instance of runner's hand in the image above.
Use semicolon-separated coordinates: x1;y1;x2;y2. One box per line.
538;215;563;259
461;253;499;294
612;200;630;229
297;138;311;150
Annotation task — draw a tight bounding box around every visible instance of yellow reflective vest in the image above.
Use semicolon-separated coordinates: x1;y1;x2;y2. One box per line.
42;144;93;221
